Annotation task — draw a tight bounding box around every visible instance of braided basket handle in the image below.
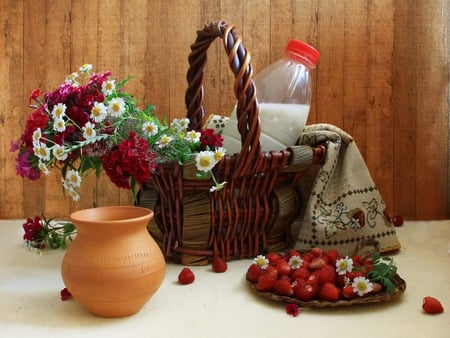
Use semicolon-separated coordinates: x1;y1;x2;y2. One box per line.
185;21;263;176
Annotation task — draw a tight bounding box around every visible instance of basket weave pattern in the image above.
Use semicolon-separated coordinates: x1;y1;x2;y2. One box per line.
140;21;324;265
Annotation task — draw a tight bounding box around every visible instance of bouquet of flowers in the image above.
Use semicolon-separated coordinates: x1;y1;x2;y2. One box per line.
11;64;226;202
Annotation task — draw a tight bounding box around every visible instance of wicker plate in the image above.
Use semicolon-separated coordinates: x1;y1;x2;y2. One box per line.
248;274;406;307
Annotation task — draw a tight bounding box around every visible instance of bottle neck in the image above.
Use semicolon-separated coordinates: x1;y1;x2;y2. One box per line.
285;50;317;69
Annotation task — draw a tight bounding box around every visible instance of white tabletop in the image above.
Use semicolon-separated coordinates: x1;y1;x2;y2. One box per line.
1;219;449;338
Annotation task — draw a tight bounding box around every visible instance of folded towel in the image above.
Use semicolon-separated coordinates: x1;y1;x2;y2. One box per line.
293;123;401;255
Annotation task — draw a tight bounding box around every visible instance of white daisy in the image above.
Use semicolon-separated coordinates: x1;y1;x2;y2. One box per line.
53;117;66;132
107;97;125;117
34;142;50;161
32;128;42;146
352;276;374;296
51;103;67;119
335;256;354;275
253;255;269;269
288;255;303;269
102;79;116;96
157;135;173;148
185;130;201;143
52;144;68;161
90;102;108;122
82;122;97;139
195;151;216;172
64;169;82;188
79;64;92;74
213;147;226;162
142;121;159;137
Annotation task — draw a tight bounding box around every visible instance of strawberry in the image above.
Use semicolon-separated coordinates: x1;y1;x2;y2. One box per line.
307;270;321;285
347;270;365;282
266;252;283;265
265;265;279;279
317;264;337;285
178;267;195;285
392;215;404;227
371;282;383;294
274;278;294;296
294;279;318;301
292;267;311;281
309;257;327;270
302;252;315;263
319;282;341;301
256;273;277;291
342;285;357;299
352;255;363;266
276;260;292;276
286;249;301;259
422;296;444;314
324;249;339;266
212;257;227;273
246;264;264;282
310;247;323;257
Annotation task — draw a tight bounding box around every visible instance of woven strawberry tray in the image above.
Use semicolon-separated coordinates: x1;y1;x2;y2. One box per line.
245;249;406;308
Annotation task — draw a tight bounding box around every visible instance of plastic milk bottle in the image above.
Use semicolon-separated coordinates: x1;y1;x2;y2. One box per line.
222;40;320;154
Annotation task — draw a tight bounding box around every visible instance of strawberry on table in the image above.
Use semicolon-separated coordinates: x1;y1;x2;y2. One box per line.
178;267;195;285
212;257;227;273
422;296;444;314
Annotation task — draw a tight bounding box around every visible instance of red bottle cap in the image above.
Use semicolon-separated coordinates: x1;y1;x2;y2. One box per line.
285;40;320;66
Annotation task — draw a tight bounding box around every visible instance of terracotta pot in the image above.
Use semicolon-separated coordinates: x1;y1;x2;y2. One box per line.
61;206;166;317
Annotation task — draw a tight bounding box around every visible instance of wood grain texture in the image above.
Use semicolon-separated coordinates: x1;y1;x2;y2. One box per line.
0;0;448;220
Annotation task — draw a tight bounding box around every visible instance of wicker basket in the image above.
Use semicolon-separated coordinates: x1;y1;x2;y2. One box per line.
139;21;325;265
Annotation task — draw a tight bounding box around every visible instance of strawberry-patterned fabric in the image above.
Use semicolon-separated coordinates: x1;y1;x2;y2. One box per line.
293;123;401;255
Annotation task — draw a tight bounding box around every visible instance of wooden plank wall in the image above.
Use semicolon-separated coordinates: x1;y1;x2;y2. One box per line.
0;0;448;220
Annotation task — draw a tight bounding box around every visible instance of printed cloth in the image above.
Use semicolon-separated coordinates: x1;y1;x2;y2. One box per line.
293;123;401;255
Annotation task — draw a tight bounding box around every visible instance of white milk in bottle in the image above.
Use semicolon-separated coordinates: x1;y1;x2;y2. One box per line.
222;40;320;154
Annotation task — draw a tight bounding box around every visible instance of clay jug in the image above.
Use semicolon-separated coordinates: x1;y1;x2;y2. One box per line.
61;206;166;317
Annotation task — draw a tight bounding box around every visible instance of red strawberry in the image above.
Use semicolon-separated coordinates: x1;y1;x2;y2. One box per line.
178;267;195;285
274;278;294;296
392;215;404;227
318;264;337;285
256;273;277;291
342;285;357;299
292;267;311;281
324;249;339;266
347;270;365;282
371;282;383;294
302;252;315;263
352;255;363;266
266;252;283;265
294;279;318;301
309;257;327;270
422;296;444;314
246;264;264;282
287;249;301;259
310;247;323;257
276;260;292;276
265;265;279;279
336;273;350;288
212;257;227;273
307;270;321;285
319;282;341;301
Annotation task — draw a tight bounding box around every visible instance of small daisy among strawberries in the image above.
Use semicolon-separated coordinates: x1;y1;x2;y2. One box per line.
335;256;353;275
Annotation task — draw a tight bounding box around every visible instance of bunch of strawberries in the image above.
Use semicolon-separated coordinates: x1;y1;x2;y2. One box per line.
246;248;387;302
